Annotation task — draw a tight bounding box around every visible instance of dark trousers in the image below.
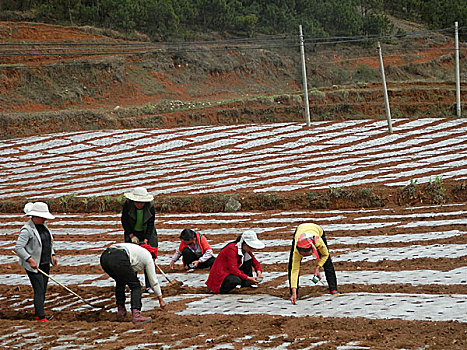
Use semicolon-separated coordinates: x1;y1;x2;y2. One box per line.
26;263;50;318
124;231;158;289
100;248;142;310
320;233;338;292
288;231;338;294
181;247;216;269
219;259;253;294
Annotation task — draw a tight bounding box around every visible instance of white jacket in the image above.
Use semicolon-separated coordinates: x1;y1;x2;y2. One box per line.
113;243;162;297
15;219;55;273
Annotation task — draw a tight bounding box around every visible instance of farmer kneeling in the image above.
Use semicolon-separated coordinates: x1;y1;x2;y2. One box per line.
100;243;166;324
206;230;264;294
288;223;339;304
169;229;216;272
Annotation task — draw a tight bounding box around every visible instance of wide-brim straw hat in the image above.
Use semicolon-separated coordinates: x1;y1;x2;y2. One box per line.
24;202;55;220
242;230;265;249
124;187;154;202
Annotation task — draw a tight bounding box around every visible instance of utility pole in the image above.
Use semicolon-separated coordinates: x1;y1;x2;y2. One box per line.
455;22;461;117
377;41;393;134
299;25;311;127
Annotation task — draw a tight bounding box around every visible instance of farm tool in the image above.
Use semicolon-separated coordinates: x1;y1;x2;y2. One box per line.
37;268;106;309
155;263;183;288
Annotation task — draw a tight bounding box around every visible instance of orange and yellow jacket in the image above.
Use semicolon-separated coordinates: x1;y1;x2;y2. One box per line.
288;223;329;289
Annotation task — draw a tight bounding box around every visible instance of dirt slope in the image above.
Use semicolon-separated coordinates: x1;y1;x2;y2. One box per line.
0;21;465;139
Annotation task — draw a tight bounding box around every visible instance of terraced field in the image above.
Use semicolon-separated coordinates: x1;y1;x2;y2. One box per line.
1;119;466;200
0;119;466;349
0;205;466;348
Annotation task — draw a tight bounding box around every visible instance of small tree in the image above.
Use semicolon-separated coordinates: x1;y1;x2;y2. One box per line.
234;14;258;37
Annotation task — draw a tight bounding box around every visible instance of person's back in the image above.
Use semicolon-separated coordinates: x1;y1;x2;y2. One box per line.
99;242;165;324
288;223;339;304
206;241;237;293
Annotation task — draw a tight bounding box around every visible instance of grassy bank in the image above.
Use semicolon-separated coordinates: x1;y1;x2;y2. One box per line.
1;180;465;214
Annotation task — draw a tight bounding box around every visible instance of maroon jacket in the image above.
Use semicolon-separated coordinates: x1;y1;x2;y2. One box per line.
206;242;262;293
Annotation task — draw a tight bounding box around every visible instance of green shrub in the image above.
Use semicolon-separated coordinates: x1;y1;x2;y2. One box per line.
307;191;330;209
156;196;192;213
201;194;229;212
328;186;385;208
425;177;448;204
353;64;378;83
309;89;326;99
255;193;281;210
59;193;77;211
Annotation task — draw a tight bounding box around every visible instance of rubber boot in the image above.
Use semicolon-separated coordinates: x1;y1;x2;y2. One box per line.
117;304;127;321
131;309;151;324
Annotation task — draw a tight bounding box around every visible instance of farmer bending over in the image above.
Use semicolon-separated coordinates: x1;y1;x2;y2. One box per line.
206;230;264;293
288;223;339;304
170;229;215;272
100;243;166;324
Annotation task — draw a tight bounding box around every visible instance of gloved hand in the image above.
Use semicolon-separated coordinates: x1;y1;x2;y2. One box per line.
131;236;139;244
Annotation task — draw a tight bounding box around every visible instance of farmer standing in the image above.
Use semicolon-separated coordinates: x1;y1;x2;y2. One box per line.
121;187;158;293
169;229;216;272
15;202;58;322
288;223;339;304
206;230;264;294
100;242;166;324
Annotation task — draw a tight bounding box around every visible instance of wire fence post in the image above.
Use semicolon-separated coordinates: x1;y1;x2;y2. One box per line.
455;22;461;117
299;25;311;127
377;41;393;134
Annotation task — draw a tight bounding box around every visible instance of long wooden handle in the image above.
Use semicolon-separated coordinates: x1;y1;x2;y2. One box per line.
37;268;104;309
155;263;172;283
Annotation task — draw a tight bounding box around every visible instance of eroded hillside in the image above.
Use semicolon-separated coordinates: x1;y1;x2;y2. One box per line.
0;21;465;138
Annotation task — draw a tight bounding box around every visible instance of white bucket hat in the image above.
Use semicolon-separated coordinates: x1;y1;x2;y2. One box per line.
24;202;55;220
242;230;265;249
124;187;154;202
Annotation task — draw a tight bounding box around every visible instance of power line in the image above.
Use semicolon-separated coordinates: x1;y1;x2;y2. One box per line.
0;25;462;49
0;25;463;61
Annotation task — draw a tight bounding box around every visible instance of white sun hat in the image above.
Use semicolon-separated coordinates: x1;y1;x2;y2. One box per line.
124;187;154;202
24;202;55;220
242;230;265;249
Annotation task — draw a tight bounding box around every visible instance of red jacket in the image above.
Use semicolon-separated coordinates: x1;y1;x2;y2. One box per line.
206;242;262;293
178;231;211;265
